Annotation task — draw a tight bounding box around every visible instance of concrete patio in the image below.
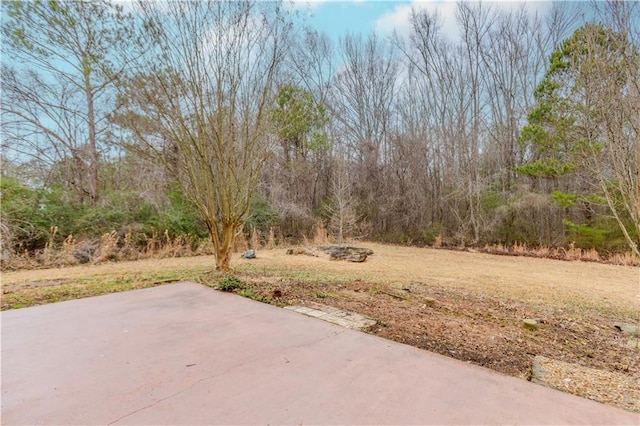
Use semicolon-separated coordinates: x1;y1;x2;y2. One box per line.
2;282;637;425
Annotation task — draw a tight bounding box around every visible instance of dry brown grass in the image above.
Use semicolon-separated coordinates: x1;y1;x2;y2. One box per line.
4;242;637;317
250;228;260;250
235;243;639;316
265;227;276;249
312;219;330;245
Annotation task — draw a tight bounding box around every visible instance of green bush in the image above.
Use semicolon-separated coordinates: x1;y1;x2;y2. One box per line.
1;174;212;254
563;218;629;253
1;177;54;250
237;288;269;303
217;275;243;292
156;189;208;238
245;193;280;233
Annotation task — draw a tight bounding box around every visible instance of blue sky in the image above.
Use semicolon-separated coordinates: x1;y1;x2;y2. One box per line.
295;1;398;37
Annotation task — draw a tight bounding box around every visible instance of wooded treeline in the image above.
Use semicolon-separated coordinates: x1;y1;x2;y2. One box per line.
1;0;638;269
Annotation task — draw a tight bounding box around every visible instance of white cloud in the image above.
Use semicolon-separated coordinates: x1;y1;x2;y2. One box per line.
375;0;552;42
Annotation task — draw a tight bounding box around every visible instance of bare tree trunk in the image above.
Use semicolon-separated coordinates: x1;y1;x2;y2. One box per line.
83;56;99;203
204;218;238;271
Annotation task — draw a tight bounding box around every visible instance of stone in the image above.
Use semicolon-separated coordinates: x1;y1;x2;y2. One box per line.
346;254;367;262
320;246;373;262
523;319;538;330
241;249;256;259
423;297;437;307
286;247;318;256
284;303;376;330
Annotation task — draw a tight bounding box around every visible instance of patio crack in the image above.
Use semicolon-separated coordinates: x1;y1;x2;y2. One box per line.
107;330;345;425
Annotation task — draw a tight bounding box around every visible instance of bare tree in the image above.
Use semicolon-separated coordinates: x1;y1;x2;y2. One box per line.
330;32;399;232
1;0;133;203
400;6;486;243
332;33;398;158
116;0;292;270
324;155;357;245
256;31;335;237
288;29;335;106
592;0;640;256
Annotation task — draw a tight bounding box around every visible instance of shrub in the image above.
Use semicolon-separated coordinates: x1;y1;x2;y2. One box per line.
246;194;280;234
217;275;243;292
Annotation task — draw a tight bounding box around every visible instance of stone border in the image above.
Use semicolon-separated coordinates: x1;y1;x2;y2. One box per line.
284;303;376;330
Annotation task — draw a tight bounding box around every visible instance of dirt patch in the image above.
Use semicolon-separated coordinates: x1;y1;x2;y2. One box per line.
2;279;69;293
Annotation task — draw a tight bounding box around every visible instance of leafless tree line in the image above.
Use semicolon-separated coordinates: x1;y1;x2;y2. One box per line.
267;2;595;247
2;0;638;264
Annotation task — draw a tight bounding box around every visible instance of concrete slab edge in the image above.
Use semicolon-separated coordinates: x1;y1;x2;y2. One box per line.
284;304;376;330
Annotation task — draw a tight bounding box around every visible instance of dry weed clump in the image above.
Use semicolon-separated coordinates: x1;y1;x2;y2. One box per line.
61;235;79;265
266;227;276;249
155;231;195;258
93;231;120;263
29;227;82;268
313;219;330;245
609;251;640;266
195;239;215;255
299;221;330;248
479;242;638;266
1;250;36;270
42;226;58;265
144;228;162;254
250;227;261;250
117;229;139;261
0;227;213;271
234;232;249;253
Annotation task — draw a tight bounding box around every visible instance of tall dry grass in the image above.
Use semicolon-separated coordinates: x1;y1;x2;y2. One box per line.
3;226;637;270
265;227;276;249
2;228;206;271
313;219;330;245
480;241;639;266
1;225;289;271
234;232;249;253
250;227;260;250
